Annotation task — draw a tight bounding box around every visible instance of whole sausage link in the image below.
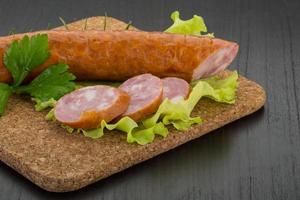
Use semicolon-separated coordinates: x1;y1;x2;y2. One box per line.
0;30;239;83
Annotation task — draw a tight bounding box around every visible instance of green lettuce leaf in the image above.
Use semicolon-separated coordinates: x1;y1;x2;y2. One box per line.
127;122;168;145
80;117;168;145
142;99;202;131
32;98;57;111
190;71;238;105
81;117;138;139
143;71;238;130
61;124;74;133
59;72;238;145
165;11;213;37
45;108;55;121
0;83;12;116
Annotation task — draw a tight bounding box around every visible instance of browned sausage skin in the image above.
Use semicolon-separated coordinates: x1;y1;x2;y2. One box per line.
0;30;238;83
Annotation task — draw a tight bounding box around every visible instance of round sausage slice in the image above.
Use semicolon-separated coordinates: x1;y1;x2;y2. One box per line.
54;86;130;129
162;77;190;102
119;74;163;121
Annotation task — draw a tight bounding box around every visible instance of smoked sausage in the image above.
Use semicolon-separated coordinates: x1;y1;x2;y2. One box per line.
0;30;239;83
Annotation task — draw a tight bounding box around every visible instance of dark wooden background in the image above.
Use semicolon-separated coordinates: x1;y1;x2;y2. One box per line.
0;0;299;199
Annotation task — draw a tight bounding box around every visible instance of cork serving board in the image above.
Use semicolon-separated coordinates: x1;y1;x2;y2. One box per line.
0;17;266;192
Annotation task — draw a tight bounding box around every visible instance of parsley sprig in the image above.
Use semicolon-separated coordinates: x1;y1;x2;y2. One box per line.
0;34;76;116
15;63;76;100
4;34;50;86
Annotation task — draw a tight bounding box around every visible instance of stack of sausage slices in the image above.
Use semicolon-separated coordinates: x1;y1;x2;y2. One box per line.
54;73;190;129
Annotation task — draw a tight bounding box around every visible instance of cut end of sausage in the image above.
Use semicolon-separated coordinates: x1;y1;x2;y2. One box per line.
162;77;190;102
54;85;130;129
119;73;163;122
192;41;239;80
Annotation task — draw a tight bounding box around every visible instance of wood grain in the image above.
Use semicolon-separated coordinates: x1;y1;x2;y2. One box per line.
0;0;299;199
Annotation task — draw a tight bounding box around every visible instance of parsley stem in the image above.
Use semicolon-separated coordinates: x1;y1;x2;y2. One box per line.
14;71;29;87
8;28;16;35
59;17;69;30
125;21;132;30
47;23;52;30
83;18;88;30
103;12;107;30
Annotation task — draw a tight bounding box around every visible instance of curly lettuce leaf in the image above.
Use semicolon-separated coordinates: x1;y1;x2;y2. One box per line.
80;117;168;145
165;11;213;37
57;72;238;145
45;108;55;121
127;122;168;145
142;99;201;131
32;98;57;111
61;124;74;134
143;71;238;130
81;117;138;139
189;71;238;106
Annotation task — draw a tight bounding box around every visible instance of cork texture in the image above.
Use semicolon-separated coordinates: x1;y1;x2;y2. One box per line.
0;17;266;192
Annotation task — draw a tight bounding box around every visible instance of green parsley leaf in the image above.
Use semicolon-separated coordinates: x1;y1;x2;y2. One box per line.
4;34;50;86
15;64;76;101
0;83;12;116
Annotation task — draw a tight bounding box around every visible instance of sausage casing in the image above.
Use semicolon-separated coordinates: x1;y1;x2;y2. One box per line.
0;30;239;83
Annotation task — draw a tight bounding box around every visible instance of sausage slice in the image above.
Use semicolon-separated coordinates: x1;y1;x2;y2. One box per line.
162;77;190;102
54;86;130;129
119;74;163;121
